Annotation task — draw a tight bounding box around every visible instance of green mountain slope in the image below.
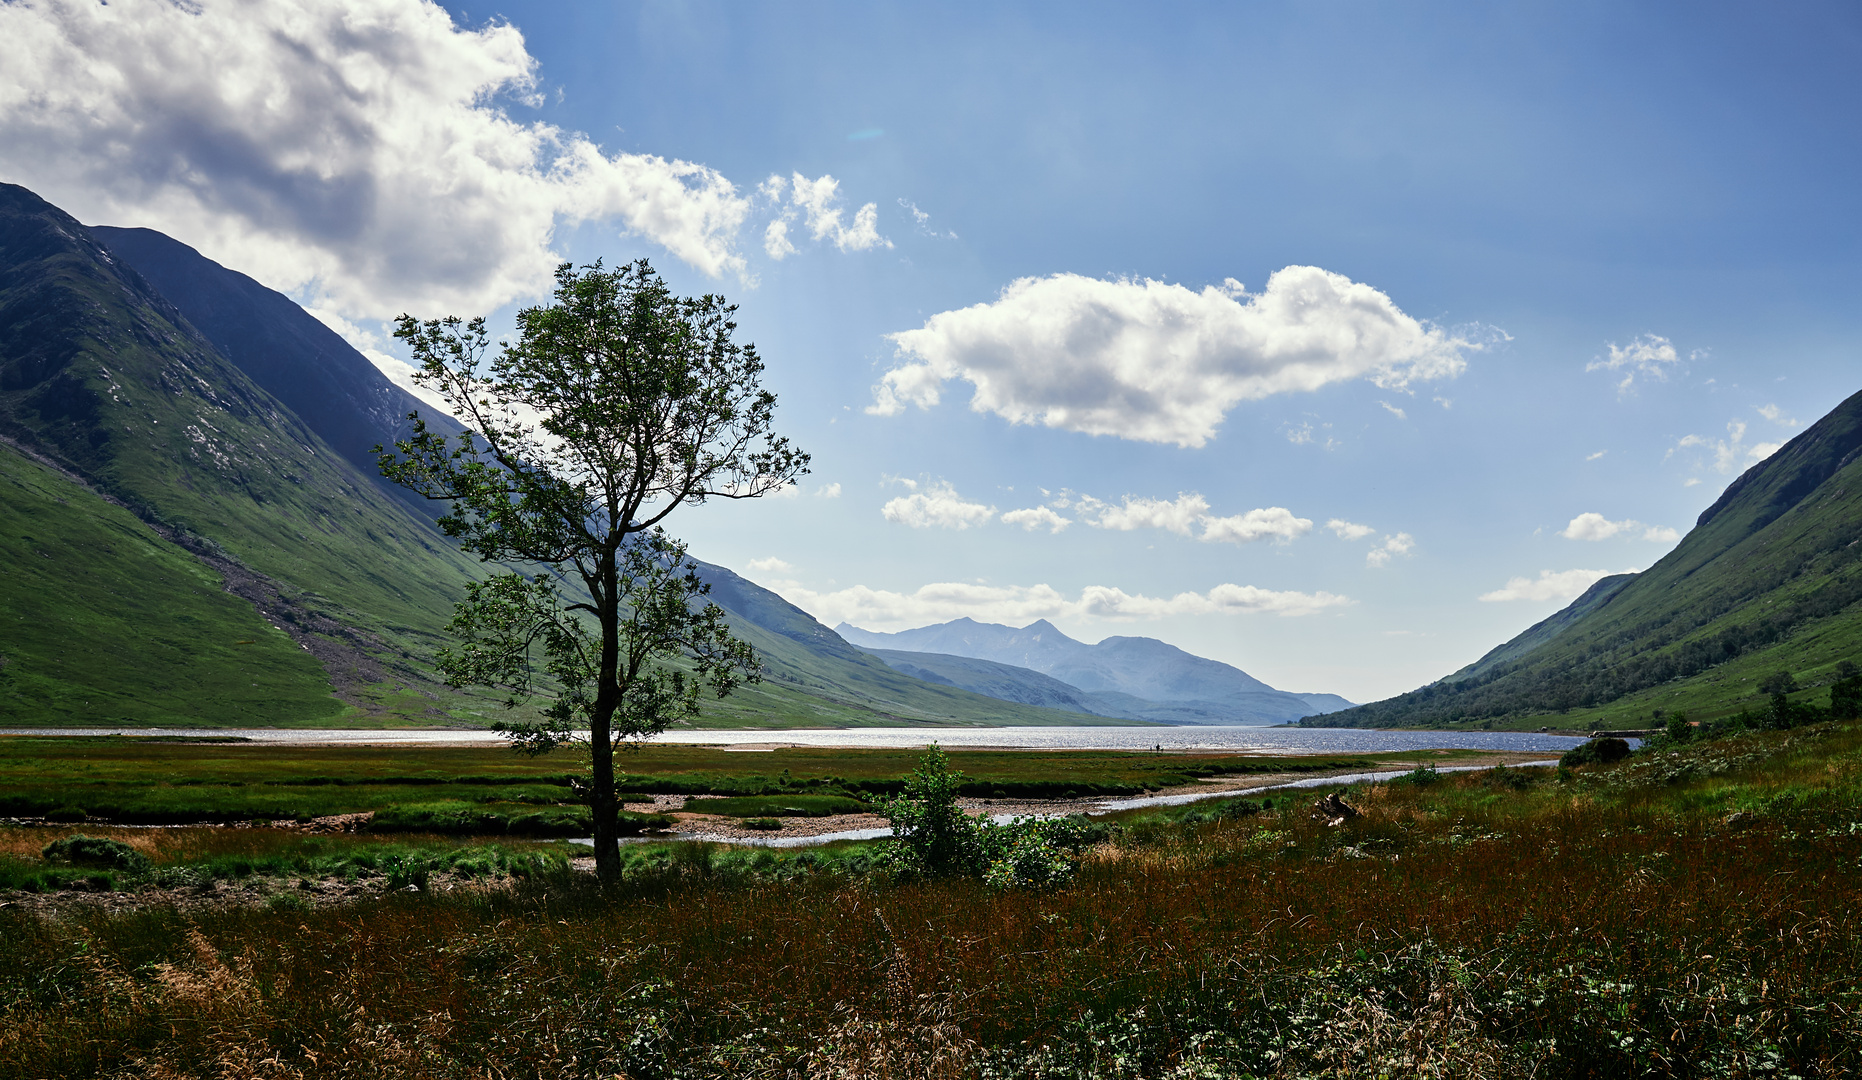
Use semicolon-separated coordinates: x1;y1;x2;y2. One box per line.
1315;386;1862;730
0;441;339;725
0;183;1122;729
0;183;486;667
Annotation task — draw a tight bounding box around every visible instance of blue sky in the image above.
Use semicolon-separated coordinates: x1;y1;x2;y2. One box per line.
3;1;1858;701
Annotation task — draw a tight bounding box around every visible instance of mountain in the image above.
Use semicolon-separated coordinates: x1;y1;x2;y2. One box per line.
1312;385;1862;729
89;226;466;517
0;182;1118;729
835;617;1353;724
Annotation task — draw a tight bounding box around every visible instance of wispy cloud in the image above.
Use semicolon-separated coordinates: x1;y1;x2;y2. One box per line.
1365;532;1415;568
1587;334;1692;394
774;578;1352;631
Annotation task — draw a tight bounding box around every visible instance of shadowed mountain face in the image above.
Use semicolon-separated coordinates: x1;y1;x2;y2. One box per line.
0;182;1124;729
91;226;465;515
835;617;1353;724
1315;385;1862;728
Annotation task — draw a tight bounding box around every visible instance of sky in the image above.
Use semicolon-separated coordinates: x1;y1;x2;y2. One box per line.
3;0;1859;702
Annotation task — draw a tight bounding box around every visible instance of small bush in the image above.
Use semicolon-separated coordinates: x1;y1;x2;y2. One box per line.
41;835;150;874
1562;737;1631;768
742;818;783;831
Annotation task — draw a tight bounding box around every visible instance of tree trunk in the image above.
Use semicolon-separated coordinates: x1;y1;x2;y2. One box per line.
589;551;624;883
589;716;621;881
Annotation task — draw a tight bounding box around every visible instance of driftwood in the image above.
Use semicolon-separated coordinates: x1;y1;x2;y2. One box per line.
1312;793;1360;827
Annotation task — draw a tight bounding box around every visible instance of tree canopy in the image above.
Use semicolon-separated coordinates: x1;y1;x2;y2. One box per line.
379;260;809;879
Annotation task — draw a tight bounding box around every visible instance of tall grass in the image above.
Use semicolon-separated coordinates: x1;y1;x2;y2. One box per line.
4;723;1861;1077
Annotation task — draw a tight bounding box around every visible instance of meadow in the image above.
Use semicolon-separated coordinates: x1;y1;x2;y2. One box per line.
2;723;1861;1077
0;735;1465;826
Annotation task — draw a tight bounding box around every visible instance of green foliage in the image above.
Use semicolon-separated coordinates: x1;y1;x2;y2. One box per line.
1665;710;1694;743
1561;737;1632;767
381;260;806;877
879;746;1098;887
40;835;150;874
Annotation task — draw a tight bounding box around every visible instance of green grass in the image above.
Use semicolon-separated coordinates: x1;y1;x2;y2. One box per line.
0;735;1467;827
0;446;343;726
685;793;871;817
5;722;1862;1075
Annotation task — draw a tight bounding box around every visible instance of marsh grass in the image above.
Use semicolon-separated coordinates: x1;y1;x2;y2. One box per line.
6;724;1862;1076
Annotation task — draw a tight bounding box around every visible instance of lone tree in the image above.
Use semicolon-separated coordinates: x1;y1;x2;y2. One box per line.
379;260;809;880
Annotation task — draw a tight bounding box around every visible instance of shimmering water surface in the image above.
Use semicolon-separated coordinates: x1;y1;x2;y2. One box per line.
0;725;1590;754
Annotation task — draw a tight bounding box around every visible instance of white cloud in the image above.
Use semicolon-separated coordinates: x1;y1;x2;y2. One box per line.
880;481;995;530
815;482;843;499
1478;567;1637;603
1001;506;1071;533
1586;450;1608;461
1561;512;1680;543
1365;532;1414;568
1079;493;1210;535
1327;519;1375;541
762;172;891;258
1068;493;1312;546
1756;404;1797;427
746;557;793;573
1286;422;1315;445
1561;512;1634;541
0;0;782;321
1588;334;1686;393
1671;420;1784;476
778;579;1351;631
1379;400;1408;420
869;267;1490;447
1201;507;1314;545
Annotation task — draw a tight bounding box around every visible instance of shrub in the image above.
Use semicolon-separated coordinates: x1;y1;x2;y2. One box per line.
742;818;783;831
1561;737;1631;768
41;835;150;874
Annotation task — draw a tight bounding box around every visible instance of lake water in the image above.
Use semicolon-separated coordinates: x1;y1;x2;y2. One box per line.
0;725;1591;754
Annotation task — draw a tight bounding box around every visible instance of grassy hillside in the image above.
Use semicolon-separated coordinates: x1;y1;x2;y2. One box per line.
0;443;341;725
1317;386;1862;730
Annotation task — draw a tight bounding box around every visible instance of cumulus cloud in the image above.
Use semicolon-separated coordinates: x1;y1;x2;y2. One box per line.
1327;519;1376;541
0;0;803;321
1001;506;1071;533
880;481;995;530
1478;567;1637;603
1562;513;1680;543
1671;420;1784;476
774;579;1351;631
1202;507;1314;545
746;557;793;573
815;483;843;499
1077;493;1210;535
1365;532;1414;568
1587;334;1690;393
1561;513;1634;541
762;173;890;258
869;267;1491;447
1063;493;1312;546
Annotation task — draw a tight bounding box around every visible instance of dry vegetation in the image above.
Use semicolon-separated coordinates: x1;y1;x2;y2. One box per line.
5;723;1862;1077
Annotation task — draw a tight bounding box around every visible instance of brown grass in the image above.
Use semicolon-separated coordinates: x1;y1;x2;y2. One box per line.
4;724;1862;1077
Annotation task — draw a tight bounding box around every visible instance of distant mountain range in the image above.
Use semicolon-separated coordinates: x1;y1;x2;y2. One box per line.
0;182;1139;729
1312;384;1862;729
836;618;1354;725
